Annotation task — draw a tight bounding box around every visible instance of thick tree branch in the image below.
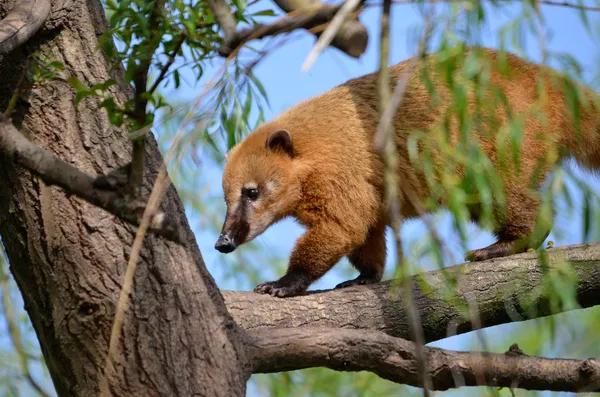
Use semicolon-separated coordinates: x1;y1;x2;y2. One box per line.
248;327;600;392
0;114;186;244
0;0;50;54
218;0;368;58
224;243;600;342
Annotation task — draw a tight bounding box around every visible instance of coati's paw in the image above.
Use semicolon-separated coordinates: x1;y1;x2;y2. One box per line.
464;240;521;262
335;274;380;289
464;249;485;262
254;273;309;298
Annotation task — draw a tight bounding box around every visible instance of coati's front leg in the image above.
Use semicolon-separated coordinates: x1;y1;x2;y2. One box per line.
254;223;355;298
336;218;386;289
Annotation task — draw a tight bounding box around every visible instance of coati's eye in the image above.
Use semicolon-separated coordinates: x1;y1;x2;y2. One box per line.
243;187;260;201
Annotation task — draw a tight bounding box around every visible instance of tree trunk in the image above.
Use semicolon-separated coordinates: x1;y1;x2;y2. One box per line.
0;0;250;396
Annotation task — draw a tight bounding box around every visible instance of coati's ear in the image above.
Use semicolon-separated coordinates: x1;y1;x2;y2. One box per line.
266;129;293;156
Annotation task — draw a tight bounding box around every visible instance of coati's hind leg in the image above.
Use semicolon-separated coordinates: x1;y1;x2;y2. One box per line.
464;187;551;262
336;218;386;289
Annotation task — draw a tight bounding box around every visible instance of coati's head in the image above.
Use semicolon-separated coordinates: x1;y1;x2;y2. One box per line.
215;128;300;253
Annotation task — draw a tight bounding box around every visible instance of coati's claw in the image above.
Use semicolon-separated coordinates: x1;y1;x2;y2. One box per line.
253;281;302;297
465;248;501;262
464;250;479;262
254;273;309;298
464;240;528;262
335;274;380;289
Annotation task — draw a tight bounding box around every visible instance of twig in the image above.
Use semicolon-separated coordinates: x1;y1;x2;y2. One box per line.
375;0;434;393
99;160;173;397
0;114;185;244
206;0;238;42
301;0;365;72
536;0;600;11
365;0;600;11
0;0;51;54
148;33;186;95
4;56;31;117
0;253;52;397
249;327;600;392
218;2;368;58
98;52;237;397
128;0;166;198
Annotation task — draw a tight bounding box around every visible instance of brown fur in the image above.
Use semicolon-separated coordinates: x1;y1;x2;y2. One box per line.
217;46;600;297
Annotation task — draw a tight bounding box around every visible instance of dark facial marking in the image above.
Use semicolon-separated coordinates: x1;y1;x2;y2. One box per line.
214;197;250;253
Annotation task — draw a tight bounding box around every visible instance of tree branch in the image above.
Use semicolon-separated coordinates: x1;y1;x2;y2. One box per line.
148;33;186;95
128;0;166;198
379;0;600;11
0;114;186;244
218;0;368;58
275;0;367;57
0;0;50;54
248;327;600;392
206;0;238;43
224;243;600;342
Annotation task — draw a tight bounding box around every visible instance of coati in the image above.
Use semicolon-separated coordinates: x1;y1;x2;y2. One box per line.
215;46;600;298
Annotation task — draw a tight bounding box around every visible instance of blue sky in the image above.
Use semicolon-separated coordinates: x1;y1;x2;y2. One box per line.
3;1;600;396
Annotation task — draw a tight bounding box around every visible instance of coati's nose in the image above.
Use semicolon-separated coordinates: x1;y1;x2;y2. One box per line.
215;233;236;253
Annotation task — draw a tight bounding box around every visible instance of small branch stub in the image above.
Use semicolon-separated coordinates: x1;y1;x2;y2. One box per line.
0;114;186;244
0;0;51;54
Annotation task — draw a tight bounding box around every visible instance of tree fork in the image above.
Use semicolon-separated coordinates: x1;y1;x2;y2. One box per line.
0;0;251;395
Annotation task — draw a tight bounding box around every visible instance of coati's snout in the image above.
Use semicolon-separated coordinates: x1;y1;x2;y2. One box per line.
215;212;250;253
214;232;235;253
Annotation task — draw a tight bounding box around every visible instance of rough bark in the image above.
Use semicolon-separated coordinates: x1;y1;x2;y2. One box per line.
0;1;250;396
0;115;185;243
224;243;600;342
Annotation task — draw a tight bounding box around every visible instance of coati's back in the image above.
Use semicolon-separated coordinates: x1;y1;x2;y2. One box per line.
217;47;600;298
313;46;600;215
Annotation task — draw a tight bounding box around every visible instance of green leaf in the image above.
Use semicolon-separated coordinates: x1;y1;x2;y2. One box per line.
249;74;269;109
67;76;88;92
250;9;277;17
173;69;181;88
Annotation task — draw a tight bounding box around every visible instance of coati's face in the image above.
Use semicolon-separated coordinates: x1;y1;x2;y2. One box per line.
215;129;299;253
